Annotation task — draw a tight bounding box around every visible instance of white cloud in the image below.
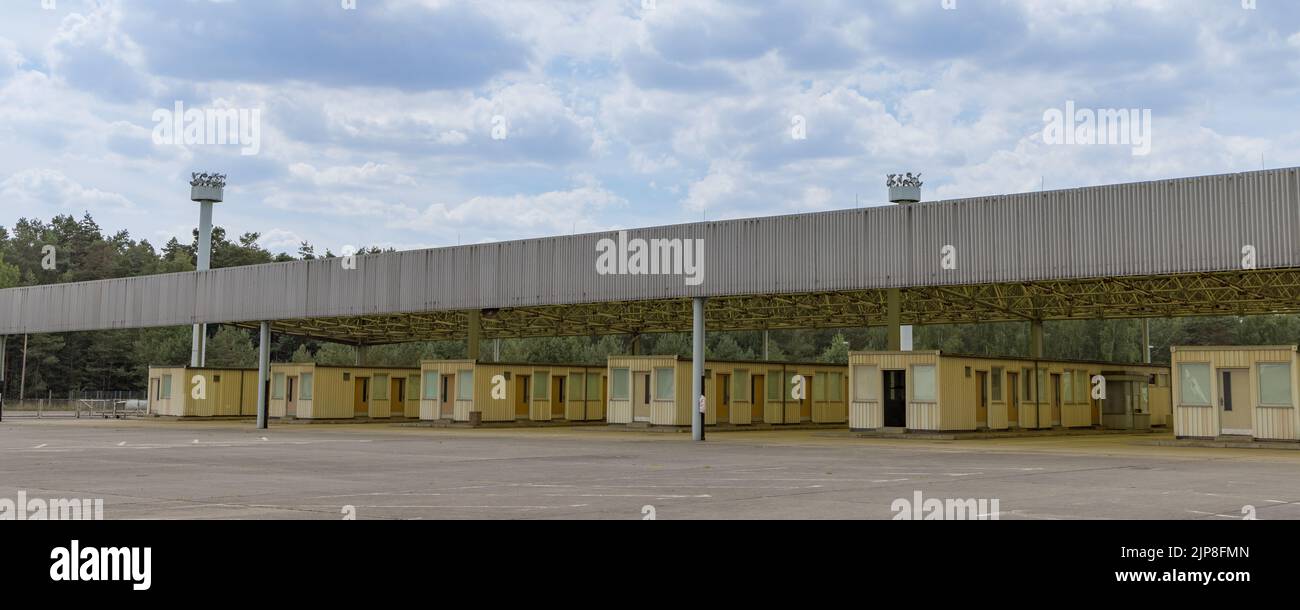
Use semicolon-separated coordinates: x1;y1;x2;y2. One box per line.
0;168;136;212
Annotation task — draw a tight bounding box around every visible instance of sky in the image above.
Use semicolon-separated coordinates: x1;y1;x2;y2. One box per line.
0;0;1298;255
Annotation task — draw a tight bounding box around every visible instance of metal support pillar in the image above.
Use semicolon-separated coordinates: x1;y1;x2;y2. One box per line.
19;334;27;402
1142;319;1152;363
356;344;368;366
763;330;770;360
192;200;214;367
1029;320;1044;359
886;289;902;351
0;335;6;422
692;298;705;442
256;321;270;430
630;334;641;356
467;310;482;360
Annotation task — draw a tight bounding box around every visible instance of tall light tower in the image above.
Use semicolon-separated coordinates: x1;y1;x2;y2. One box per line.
887;172;923;351
189;172;225;367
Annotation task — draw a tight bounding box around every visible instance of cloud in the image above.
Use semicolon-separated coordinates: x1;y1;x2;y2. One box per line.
0;0;1298;256
45;2;153;102
121;0;528;91
0;169;136;212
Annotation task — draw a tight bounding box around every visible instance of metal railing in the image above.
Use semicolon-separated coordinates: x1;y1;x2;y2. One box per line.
2;391;147;419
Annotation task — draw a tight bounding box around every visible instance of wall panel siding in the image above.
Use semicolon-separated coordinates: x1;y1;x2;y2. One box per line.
849;401;882;430
1171;345;1300;440
10;168;1300;335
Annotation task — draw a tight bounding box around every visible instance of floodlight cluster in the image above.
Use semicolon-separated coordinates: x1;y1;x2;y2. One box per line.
886;173;923;188
189;172;227;188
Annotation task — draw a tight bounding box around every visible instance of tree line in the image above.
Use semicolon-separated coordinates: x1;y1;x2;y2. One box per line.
2;212;1299;398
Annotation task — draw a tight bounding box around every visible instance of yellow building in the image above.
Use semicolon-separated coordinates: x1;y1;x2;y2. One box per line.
146;366;259;417
267;364;421;420
1171;346;1299;441
419;360;607;423
605;356;849;427
846;351;1170;432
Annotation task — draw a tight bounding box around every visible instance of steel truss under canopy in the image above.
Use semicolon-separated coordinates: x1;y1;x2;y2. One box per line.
230;268;1300;345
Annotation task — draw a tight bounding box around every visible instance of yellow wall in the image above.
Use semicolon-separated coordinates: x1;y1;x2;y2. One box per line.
146;367;257;417
1171;346;1300;441
268;364;419;419
848;352;1170;432
605;356;847;426
419;360;607;423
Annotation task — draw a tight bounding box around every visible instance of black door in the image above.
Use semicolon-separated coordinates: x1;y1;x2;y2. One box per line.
883;370;907;427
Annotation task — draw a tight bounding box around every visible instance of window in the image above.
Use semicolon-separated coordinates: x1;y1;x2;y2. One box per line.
374;374;389;400
300;373;314;400
408;375;419;402
456;370;473;400
1259;363;1292;406
533;372;550;400
1178;363;1211;406
853;365;877;401
343;372;351;381
586;373;600;402
272;373;285;400
964;366;971;378
611;368;630;400
828;372;843;401
161;374;172;399
813;372;827;401
913;365;936;401
733;369;750;402
422;371;438;400
1022;368;1034;401
1062;373;1073;405
766;371;783;401
569;373;585;401
213;375;222;383
654;367;674;401
991;367;1003;401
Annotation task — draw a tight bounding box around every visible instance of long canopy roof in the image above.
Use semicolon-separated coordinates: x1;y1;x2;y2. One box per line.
2;167;1297;343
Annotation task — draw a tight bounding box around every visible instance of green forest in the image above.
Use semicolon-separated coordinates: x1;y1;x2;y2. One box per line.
2;212;1299;399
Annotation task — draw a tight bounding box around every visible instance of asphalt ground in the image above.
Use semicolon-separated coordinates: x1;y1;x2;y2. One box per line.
3;419;1298;520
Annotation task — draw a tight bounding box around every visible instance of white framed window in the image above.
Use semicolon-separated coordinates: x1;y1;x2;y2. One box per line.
611;368;630;400
853;365;877;401
828;372;843;401
533;372;550;400
1178;363;1211;406
654;367;674;401
991;367;1003;401
373;374;389;400
272;373;285;400
912;365;936;401
422;371;438;400
456;370;473;400
1258;363;1292;407
300;373;314;400
161;375;173;399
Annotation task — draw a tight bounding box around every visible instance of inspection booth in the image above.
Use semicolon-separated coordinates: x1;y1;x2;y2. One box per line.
846;351;1171;432
146;366;259;417
267;364;421;420
1171;345;1299;441
419;360;607;423
605;356;849;427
